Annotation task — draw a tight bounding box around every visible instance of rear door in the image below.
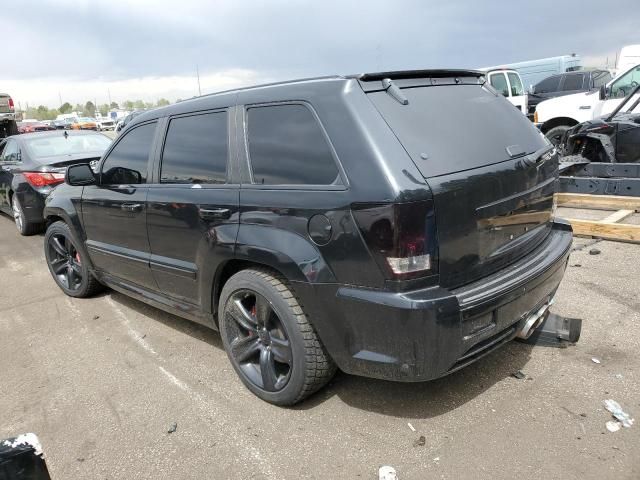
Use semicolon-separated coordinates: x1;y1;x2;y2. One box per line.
365;77;555;288
81;121;159;289
146;109;239;307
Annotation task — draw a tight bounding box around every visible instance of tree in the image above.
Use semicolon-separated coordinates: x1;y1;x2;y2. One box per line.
84;101;96;117
98;104;110;116
110;101;119;110
123;100;134;110
156;98;170;107
133;100;145;109
59;102;72;114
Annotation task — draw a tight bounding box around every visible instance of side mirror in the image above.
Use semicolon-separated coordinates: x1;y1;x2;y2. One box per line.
66;163;96;186
599;84;607;101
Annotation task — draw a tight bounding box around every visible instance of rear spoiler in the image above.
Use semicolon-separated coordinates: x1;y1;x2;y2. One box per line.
355;69;485;82
354;69;485;94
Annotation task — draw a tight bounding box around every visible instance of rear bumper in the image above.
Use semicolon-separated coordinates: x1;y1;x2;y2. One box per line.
297;220;573;382
15;187;47;224
0;113;16;122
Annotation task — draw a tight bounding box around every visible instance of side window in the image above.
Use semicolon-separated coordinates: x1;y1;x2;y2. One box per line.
534;75;561;94
593;71;612;88
1;140;20;162
561;74;585;91
101;122;156;185
507;72;523;96
0;141;6;160
161;112;228;184
489;73;509;97
247;104;340;186
610;66;640;98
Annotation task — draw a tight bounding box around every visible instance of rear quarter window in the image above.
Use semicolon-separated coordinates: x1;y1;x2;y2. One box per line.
246;104;340;186
367;84;546;178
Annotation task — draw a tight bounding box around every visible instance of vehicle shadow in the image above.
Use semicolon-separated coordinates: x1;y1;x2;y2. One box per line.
106;290;536;419
297;341;536;419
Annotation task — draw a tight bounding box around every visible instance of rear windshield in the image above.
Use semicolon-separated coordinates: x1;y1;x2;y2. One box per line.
26;134;112;160
367;84;546;178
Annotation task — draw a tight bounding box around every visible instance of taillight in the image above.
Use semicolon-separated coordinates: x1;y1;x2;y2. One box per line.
23;172;65;188
352;200;438;280
8;97;14;110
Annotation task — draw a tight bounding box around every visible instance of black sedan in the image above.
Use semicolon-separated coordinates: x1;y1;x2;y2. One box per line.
0;130;112;235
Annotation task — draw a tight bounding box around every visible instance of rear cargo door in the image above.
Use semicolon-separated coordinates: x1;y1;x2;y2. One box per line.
366;77;556;288
0;95;11;114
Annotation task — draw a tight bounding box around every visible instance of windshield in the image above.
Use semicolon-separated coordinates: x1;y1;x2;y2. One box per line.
25;134;111;160
78;117;94;122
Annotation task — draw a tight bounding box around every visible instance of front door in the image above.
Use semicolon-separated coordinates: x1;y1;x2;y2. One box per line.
146;109;239;307
82;121;159;290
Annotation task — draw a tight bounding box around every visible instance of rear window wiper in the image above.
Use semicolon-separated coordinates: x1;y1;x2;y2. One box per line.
382;78;409;105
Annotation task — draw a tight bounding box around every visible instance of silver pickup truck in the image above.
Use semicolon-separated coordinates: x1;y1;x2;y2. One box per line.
0;93;18;137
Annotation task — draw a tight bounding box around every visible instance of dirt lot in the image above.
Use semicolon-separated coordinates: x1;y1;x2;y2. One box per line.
0;214;639;479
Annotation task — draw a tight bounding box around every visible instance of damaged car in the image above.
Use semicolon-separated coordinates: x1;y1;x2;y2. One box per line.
561;83;640;163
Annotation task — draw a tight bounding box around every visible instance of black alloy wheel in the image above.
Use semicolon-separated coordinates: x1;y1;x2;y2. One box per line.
218;268;336;405
47;232;83;291
44;221;104;298
224;290;293;392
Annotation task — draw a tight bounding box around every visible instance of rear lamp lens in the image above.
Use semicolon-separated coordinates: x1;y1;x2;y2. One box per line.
23;172;65;188
352;200;437;280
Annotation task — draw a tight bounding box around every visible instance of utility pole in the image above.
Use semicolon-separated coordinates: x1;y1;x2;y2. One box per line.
196;64;202;96
108;89;112;106
58;92;62;106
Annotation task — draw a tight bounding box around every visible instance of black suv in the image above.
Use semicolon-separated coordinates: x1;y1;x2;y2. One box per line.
43;70;573;405
528;69;612;116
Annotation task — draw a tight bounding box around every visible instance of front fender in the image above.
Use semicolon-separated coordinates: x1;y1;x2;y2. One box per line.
234;224;336;284
43;185;94;270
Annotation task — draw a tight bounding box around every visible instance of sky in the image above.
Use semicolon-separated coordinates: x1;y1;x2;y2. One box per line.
3;0;638;109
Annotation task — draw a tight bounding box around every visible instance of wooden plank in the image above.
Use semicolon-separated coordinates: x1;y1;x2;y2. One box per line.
602;209;634;224
555;193;640;211
565;218;640;243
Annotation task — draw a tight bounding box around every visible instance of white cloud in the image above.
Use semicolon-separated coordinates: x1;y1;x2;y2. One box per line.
5;69;265;109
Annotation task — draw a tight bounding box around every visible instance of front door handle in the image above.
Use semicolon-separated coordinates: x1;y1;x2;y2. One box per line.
121;203;143;212
198;208;231;220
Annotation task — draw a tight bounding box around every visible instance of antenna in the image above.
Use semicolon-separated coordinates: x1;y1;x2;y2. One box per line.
196;64;202;96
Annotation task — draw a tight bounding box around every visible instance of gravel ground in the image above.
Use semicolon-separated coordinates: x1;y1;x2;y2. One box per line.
0;216;638;479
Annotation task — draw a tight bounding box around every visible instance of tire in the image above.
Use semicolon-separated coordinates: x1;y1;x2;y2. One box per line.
545;125;571;149
44;221;104;298
11;195;42;236
219;268;336;405
7;120;18;137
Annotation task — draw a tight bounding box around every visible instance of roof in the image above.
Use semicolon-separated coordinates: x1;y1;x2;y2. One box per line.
131;69;485;126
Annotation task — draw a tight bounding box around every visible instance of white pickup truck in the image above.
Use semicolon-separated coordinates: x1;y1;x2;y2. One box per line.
535;63;640;145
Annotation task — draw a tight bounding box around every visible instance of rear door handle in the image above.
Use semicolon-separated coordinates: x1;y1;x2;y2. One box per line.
198;208;231;220
121;203;143;212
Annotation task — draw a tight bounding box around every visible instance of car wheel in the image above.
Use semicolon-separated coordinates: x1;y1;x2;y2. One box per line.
44;221;104;298
219;268;336;405
11;195;41;236
545;125;571;149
